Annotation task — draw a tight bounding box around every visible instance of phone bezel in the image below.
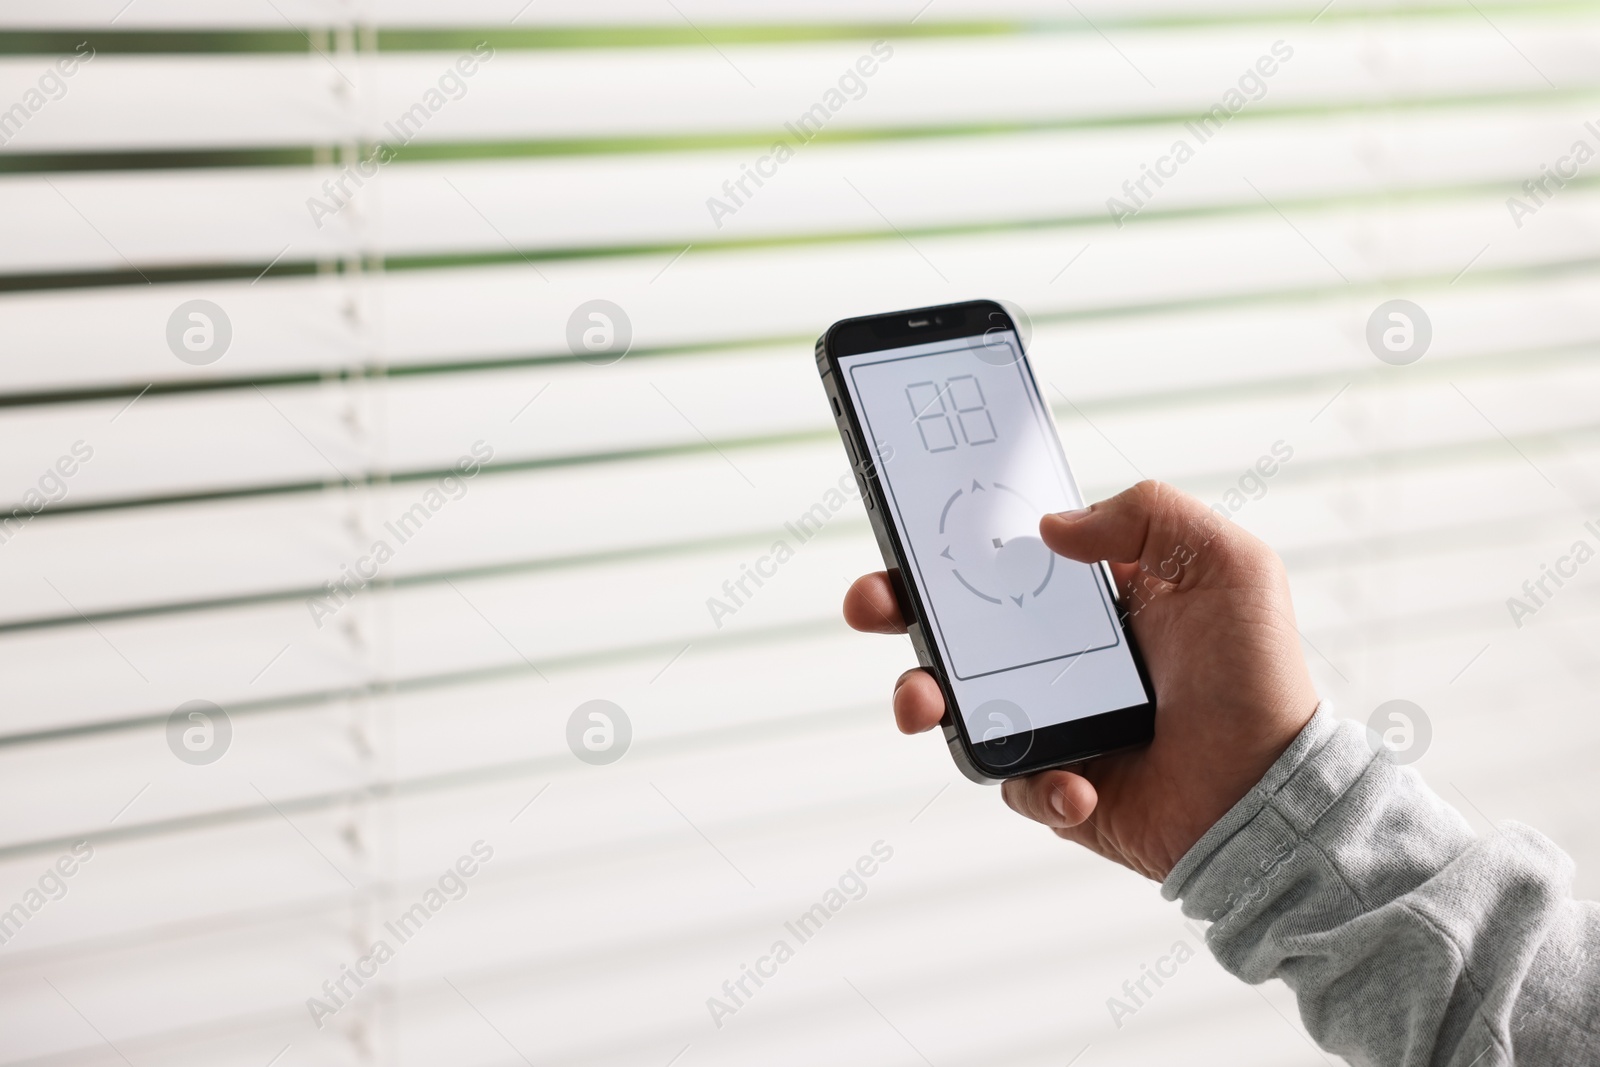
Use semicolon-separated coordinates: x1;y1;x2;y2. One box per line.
819;298;1157;780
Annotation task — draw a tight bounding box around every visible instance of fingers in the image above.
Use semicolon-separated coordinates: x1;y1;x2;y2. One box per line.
843;572;907;633
845;575;940;733
1001;770;1099;830
892;669;945;734
1039;480;1258;587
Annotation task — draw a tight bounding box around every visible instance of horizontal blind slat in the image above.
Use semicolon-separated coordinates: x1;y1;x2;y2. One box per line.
4;101;1598;276
0;25;1593;153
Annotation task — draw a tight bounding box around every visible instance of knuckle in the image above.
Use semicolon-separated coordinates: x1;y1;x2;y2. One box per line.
1131;479;1170;506
1016;778;1048;823
1003;781;1040;822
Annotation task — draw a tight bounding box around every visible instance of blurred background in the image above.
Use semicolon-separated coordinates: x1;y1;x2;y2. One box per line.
1;1;1598;1065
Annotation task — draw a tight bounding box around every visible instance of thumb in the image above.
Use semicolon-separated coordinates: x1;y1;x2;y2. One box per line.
1039;480;1250;588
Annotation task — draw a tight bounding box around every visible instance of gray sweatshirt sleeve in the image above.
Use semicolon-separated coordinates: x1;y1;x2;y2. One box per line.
1160;707;1600;1066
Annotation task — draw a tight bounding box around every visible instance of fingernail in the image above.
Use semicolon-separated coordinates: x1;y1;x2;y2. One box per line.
1050;789;1068;819
1051;507;1091;523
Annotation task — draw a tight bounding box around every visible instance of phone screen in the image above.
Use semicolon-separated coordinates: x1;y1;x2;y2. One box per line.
837;329;1150;749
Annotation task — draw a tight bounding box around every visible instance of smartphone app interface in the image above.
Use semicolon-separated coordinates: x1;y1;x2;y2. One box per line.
839;331;1149;739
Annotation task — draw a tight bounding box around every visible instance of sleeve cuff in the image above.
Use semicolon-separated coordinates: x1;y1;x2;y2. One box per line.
1160;704;1480;977
1160;703;1352;911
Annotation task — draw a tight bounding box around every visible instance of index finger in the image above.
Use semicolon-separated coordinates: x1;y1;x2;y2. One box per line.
843;572;907;634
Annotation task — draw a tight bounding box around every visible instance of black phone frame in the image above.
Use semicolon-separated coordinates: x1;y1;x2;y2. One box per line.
817;298;1157;781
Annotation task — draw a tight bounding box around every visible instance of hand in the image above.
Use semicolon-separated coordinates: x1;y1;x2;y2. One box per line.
843;480;1319;881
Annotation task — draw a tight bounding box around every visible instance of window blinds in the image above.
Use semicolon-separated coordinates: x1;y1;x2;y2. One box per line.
1;4;1597;1066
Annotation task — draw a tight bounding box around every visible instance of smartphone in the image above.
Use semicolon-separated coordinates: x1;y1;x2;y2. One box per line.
817;299;1156;782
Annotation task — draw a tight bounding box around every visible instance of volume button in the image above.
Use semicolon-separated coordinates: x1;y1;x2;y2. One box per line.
841;435;873;507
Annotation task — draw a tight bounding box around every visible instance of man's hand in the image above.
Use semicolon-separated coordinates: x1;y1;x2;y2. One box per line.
843;480;1319;881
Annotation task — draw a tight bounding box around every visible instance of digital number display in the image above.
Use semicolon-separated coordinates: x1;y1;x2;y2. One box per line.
907;376;997;452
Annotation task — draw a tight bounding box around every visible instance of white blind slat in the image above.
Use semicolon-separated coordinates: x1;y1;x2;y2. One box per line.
3;101;1598;275
0;25;1592;152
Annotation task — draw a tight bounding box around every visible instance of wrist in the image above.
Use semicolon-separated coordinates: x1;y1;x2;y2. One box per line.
1160;703;1333;900
1150;700;1320;879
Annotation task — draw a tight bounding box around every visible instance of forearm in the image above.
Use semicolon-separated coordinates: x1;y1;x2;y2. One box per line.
1163;708;1600;1066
